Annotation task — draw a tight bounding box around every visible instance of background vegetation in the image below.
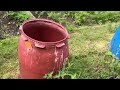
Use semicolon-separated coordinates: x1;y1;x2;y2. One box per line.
0;11;120;79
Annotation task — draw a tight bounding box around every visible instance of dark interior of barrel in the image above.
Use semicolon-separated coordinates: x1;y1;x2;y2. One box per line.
23;21;66;42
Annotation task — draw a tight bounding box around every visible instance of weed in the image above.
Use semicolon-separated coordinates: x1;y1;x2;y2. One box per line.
44;61;79;79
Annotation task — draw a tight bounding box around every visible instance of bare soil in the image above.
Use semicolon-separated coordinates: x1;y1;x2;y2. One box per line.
0;11;20;39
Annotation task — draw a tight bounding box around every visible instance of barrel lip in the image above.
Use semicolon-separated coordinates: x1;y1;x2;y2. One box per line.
20;19;69;44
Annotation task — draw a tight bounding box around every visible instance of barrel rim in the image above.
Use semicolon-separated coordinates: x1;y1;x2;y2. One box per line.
20;19;69;44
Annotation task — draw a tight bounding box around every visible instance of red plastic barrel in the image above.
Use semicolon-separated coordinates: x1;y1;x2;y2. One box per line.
18;19;69;79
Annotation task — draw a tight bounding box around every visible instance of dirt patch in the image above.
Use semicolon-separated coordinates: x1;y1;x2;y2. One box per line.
0;11;20;39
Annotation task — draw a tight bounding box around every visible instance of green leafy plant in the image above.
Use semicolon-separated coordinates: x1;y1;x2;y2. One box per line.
105;50;112;56
44;61;79;79
66;23;77;33
44;71;54;79
6;11;31;22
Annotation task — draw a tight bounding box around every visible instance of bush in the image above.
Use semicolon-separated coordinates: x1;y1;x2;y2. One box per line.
7;11;120;26
6;11;120;33
73;11;120;25
33;11;120;25
7;11;31;22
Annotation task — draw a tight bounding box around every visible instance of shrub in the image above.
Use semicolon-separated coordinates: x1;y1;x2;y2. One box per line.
6;11;31;22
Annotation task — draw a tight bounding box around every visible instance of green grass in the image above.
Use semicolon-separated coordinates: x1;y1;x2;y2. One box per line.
1;21;120;79
0;36;19;79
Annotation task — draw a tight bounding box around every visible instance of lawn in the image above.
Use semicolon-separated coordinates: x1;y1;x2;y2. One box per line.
1;21;120;79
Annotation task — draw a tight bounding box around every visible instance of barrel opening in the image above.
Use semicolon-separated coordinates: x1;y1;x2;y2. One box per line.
23;21;67;42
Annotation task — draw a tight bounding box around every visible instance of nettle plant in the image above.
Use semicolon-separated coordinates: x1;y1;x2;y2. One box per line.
44;61;79;79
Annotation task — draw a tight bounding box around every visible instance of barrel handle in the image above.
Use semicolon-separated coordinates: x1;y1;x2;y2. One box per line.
56;43;65;48
35;42;46;48
21;35;28;41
